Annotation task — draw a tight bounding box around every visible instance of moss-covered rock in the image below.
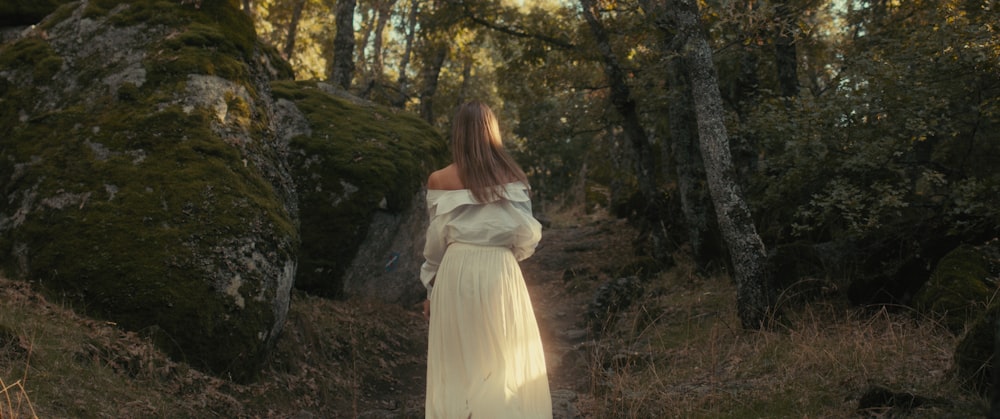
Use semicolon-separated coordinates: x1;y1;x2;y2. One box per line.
273;81;447;298
0;0;297;382
952;240;1000;393
955;302;999;395
913;244;992;334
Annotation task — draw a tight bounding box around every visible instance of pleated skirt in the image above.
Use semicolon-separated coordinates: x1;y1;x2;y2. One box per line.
426;243;552;419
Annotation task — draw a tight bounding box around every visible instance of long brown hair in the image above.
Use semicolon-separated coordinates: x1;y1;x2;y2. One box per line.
450;101;529;203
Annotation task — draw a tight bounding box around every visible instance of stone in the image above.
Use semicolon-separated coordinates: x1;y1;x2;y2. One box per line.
0;0;298;382
0;0;445;383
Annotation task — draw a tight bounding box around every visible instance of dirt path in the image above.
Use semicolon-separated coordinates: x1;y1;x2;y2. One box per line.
520;217;642;418
362;216;640;418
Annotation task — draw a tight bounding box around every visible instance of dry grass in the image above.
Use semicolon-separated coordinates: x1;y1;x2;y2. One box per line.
1;377;37;419
576;261;988;418
0;211;992;417
0;276;428;418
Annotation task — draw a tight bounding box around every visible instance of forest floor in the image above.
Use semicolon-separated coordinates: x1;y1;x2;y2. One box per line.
0;209;990;418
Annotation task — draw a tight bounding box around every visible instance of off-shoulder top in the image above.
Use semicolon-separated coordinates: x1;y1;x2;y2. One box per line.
419;182;542;295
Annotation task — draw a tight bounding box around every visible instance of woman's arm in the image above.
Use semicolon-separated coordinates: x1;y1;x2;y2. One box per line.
510;200;542;261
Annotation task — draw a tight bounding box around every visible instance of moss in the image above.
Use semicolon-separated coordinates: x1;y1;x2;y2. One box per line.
0;0;299;382
274;80;448;297
72;0;259;93
1;103;294;381
913;245;991;333
0;36;62;82
36;1;77;30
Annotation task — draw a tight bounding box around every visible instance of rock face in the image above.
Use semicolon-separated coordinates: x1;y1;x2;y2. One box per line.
0;0;446;381
0;0;301;382
341;189;433;305
274;81;446;300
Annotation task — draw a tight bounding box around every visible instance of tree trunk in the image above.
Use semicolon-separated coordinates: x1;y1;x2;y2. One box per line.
371;0;395;79
668;0;772;328
282;0;308;59
455;55;472;106
667;49;716;271
774;0;800;97
391;0;420;107
330;0;357;90
580;0;670;264
419;45;447;124
356;5;376;77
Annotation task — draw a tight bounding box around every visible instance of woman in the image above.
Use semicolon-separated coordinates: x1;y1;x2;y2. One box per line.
420;101;551;418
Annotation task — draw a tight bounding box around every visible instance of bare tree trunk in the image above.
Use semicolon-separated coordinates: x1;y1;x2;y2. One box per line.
607;125;630;216
356;5;376;77
283;0;308;59
330;0;357;90
774;0;800;97
357;0;396;99
668;0;772;328
419;45;447;124
455;55;472;106
667;50;716;271
580;0;670;264
371;0;396;79
391;0;420;107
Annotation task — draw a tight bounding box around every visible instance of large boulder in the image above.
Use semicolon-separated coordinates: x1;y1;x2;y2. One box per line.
954;303;997;395
273;81;447;300
0;0;299;381
914;244;993;333
951;241;1000;393
341;189;432;305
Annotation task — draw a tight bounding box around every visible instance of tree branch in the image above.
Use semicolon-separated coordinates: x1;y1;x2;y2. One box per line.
461;7;576;50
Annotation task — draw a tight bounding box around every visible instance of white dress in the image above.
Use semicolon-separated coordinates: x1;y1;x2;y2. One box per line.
420;182;552;419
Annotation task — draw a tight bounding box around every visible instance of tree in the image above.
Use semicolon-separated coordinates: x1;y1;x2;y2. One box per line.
417;41;447;124
667;0;772;328
580;0;670;264
773;0;800;97
667;35;717;272
330;0;356;89
390;0;420;107
369;0;396;84
282;0;308;59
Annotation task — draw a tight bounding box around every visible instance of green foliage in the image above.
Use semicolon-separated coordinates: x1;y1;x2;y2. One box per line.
273;80;447;297
746;1;1000;245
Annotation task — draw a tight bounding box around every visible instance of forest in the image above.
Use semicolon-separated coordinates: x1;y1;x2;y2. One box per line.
248;0;1000;328
247;0;1000;415
1;0;998;417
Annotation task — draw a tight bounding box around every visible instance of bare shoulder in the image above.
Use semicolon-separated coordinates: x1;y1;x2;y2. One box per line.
427;164;464;190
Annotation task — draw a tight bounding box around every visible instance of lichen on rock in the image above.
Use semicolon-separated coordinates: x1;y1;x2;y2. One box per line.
1;0;445;382
0;0;298;382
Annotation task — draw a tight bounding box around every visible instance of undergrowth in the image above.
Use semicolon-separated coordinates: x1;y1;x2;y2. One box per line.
0;276;427;418
576;254;988;418
0;210;992;417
